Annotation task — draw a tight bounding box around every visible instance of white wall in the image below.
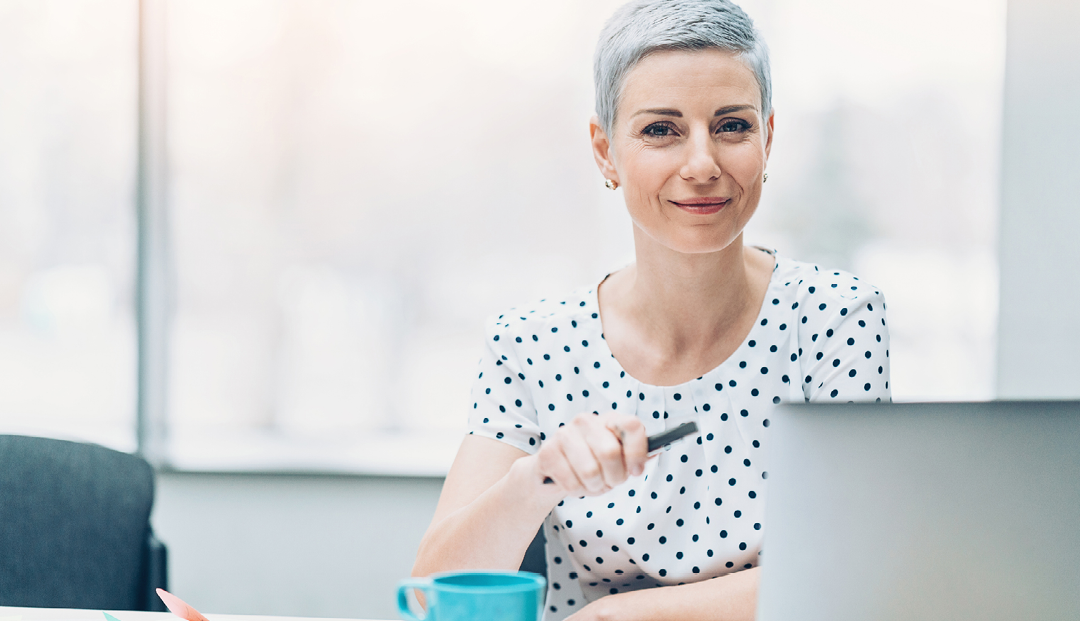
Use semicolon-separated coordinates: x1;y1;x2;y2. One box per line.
997;0;1080;398
150;473;444;620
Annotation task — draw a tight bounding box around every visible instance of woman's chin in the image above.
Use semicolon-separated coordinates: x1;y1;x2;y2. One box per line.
649;231;743;257
632;213;749;257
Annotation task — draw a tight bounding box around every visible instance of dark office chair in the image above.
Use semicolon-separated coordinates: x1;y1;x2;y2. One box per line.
519;527;547;580
0;434;168;611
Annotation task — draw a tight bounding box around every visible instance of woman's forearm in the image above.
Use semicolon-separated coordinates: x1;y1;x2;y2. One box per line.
412;455;562;576
572;567;759;621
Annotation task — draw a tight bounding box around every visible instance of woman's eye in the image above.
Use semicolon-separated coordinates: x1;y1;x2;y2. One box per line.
717;120;750;133
642;123;676;137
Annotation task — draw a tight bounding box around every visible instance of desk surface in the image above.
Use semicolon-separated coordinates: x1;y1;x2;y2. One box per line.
0;607;389;621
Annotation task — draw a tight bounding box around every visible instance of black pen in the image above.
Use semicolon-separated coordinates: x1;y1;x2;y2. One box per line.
646;421;699;453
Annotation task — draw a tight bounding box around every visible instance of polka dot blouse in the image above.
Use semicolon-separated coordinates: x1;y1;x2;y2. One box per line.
468;250;892;621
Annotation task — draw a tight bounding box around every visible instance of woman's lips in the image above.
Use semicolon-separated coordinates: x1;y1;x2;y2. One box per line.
669;197;730;215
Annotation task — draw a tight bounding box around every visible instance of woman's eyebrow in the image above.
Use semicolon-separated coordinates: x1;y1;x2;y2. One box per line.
714;105;755;115
632;108;682;118
630;105;756;119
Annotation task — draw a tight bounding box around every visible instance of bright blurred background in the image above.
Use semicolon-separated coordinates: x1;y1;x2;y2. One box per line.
0;0;1005;459
5;0;1047;617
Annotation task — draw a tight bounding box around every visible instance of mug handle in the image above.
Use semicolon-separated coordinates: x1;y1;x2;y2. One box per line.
397;577;433;621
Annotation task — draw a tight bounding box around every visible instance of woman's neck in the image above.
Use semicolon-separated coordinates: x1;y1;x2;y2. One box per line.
598;229;773;386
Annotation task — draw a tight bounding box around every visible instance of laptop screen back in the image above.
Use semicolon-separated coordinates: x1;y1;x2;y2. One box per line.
757;401;1080;621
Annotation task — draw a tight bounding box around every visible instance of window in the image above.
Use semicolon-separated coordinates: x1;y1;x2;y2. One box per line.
1;0;1005;469
0;0;137;451
747;0;1004;401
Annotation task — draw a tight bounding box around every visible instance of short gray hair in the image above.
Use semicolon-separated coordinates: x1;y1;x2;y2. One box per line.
594;0;772;136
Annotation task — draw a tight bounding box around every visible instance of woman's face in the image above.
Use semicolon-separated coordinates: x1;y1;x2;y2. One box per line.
592;48;773;256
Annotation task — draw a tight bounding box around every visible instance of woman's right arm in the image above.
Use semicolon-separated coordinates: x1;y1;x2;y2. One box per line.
412;434;557;575
412;413;649;577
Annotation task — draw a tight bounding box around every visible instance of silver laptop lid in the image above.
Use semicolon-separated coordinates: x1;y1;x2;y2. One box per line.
757;401;1080;621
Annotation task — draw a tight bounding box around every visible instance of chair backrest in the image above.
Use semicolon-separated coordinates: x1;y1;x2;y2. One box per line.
518;527;547;580
0;434;165;610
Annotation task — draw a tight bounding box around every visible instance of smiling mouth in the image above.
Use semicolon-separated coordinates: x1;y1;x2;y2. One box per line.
670;197;730;214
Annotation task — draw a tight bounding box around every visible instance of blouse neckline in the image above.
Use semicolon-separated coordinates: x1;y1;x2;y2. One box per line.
586;248;783;391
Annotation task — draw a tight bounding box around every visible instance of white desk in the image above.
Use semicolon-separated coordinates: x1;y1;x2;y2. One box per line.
0;608;390;621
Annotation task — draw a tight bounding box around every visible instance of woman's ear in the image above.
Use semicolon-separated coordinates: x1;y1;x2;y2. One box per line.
590;115;620;185
764;109;775;161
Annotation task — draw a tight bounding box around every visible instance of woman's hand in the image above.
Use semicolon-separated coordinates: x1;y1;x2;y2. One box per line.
564;596;620;621
532;411;649;497
413;411;648;578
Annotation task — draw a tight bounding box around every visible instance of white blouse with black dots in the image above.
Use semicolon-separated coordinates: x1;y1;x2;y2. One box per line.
467;250;892;621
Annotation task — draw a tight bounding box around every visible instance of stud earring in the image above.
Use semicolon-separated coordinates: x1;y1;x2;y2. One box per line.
763;172;769;183
605;179;619;190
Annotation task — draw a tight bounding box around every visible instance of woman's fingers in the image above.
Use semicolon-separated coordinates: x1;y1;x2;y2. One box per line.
536;441;586;492
559;423;610;493
609;414;649;476
537;411;652;496
581;416;627;489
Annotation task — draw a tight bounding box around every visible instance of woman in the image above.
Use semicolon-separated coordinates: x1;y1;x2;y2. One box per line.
412;1;891;619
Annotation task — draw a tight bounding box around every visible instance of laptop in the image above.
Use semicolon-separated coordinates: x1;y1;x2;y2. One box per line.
757;401;1080;621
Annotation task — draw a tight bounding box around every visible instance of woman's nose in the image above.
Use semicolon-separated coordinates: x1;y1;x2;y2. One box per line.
679;131;722;183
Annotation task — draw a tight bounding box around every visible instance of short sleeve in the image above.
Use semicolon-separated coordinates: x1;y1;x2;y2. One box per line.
467;316;542;454
797;276;891;403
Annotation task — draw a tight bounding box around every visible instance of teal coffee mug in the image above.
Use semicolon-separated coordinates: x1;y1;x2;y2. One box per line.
397;571;546;621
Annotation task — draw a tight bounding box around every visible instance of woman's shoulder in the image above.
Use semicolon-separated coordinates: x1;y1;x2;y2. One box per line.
767;252;891;402
771;252;887;310
482;284;601;343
